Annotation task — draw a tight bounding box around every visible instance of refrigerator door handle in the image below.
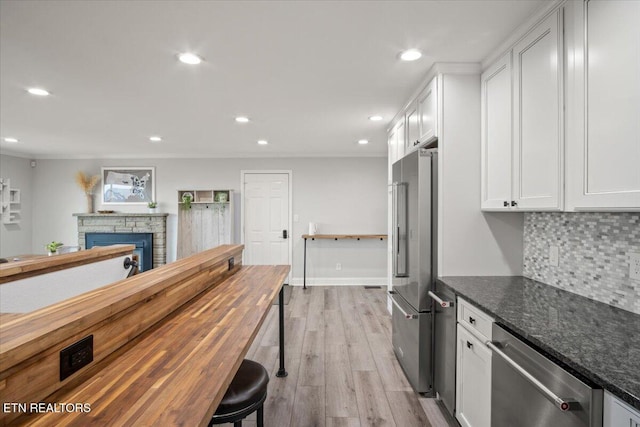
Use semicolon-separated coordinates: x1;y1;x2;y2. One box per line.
393;182;408;277
388;291;418;319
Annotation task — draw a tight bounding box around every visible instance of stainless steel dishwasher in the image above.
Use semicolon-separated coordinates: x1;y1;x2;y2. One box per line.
489;324;603;427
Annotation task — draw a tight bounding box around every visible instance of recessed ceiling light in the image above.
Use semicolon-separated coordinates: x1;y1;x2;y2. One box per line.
257;140;268;145
400;49;422;61
369;115;383;121
358;139;369;145
149;136;162;142
3;137;18;143
178;52;203;65
235;117;250;123
27;87;50;96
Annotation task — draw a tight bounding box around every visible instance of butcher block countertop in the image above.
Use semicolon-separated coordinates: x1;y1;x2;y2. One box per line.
0;245;134;285
16;264;290;426
0;243;289;426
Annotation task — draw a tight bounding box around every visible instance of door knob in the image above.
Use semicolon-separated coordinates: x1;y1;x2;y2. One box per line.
282;230;288;239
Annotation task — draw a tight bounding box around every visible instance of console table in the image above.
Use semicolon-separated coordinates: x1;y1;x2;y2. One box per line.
301;234;387;289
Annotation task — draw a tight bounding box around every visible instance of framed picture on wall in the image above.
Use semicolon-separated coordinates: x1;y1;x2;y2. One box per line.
101;167;155;204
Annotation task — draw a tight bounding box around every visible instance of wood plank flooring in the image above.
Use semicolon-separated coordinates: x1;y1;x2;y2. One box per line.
227;286;457;427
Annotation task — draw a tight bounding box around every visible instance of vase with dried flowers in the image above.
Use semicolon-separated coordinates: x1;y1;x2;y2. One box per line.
75;171;100;213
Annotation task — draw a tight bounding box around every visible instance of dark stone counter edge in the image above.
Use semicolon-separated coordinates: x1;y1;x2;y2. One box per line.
437;278;640;411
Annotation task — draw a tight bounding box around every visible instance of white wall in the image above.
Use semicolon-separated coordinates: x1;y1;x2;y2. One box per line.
0;155;33;257
0;255;131;312
438;73;523;276
26;157;387;284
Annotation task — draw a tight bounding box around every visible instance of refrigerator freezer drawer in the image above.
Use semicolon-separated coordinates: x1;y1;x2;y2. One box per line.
390;292;432;394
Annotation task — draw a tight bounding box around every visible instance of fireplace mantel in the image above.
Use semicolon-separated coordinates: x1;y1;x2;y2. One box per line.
74;213;169;268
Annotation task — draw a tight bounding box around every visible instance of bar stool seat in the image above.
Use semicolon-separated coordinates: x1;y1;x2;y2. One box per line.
209;359;269;427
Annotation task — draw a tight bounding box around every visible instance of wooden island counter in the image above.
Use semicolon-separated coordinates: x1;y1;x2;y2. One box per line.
0;244;290;426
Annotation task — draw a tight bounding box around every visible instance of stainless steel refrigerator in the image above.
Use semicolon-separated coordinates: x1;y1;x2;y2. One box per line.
389;148;437;395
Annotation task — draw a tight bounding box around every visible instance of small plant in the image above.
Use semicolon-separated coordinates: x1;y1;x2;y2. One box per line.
147;201;157;208
181;193;193;210
46;241;64;253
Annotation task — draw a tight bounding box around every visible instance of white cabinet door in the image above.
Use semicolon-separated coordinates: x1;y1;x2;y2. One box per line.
396;118;406;160
481;52;513;210
405;102;420;154
566;0;640;210
512;9;563;210
388;127;397;182
418;77;438;144
604;391;640;427
456;324;491;427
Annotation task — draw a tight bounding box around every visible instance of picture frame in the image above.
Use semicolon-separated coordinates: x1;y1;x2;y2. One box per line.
101;167;155;205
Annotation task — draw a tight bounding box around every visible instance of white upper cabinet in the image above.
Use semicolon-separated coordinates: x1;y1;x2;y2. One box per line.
388;118;405;170
418;77;438;145
512;9;563;210
405;77;439;155
481;53;513;210
405;102;420;154
481;10;563;211
566;0;640;210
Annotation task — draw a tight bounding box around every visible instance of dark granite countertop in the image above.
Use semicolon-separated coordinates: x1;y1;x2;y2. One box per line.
438;276;640;411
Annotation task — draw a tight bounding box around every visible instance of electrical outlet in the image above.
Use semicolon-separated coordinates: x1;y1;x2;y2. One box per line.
336;263;342;271
549;246;559;267
630;253;640;281
60;335;93;381
228;257;234;271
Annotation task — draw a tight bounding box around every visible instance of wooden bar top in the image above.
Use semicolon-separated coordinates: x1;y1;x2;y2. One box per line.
16;264;290;427
302;234;387;240
0;245;135;285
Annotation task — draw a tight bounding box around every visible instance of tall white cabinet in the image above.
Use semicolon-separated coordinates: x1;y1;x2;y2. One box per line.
481;53;513;209
566;0;640;210
481;10;563;211
512;10;563;210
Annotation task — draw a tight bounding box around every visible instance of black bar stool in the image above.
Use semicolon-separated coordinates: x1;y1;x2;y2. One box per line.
209;359;269;427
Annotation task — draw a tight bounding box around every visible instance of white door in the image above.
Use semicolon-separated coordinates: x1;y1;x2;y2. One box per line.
456;325;492;427
512;9;563;210
481;52;513;210
566;0;640;210
242;173;291;270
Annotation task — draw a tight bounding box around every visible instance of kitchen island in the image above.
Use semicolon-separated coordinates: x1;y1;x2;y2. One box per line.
0;244;290;426
438;276;640;411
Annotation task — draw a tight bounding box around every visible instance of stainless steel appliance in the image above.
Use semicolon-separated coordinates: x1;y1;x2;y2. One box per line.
389;149;437;394
490;324;603;427
431;282;456;415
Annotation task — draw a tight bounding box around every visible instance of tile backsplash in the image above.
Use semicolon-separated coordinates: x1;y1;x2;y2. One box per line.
523;212;640;314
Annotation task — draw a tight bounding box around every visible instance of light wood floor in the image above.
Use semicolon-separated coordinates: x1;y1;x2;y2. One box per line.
222;286;457;427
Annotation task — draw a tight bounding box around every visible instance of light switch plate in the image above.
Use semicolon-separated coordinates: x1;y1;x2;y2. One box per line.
630;253;640;281
549;246;559;267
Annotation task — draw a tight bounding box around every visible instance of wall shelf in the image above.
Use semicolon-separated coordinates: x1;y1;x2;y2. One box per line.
301;233;388;288
302;234;387;241
1;178;21;224
177;189;234;258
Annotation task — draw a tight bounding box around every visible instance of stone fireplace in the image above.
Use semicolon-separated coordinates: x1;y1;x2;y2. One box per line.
74;213;168;268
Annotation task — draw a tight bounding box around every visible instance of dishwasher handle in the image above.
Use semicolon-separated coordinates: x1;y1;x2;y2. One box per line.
388;292;418;319
428;290;454;308
486;341;578;412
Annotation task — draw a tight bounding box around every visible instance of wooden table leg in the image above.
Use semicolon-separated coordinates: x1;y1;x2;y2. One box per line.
276;285;287;377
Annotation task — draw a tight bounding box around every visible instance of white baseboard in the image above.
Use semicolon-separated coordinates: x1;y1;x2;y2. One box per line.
289;277;386;287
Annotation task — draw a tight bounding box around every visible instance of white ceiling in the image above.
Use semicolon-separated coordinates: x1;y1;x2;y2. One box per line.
0;0;544;159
